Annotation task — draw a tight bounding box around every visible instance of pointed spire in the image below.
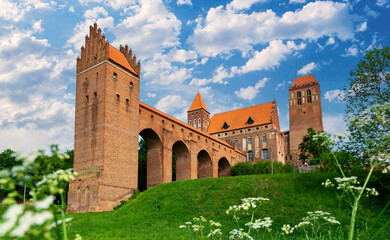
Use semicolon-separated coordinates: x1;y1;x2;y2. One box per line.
188;93;209;113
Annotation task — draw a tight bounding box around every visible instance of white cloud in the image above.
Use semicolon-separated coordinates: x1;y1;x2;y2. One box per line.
297;62;317;75
0;0;54;22
323;113;347;135
177;0;192;6
190;1;358;57
84;6;108;19
146;92;156;98
326;37;335;46
235;77;269;101
235;40;306;74
79;0;136;10
356;21;367;32
289;0;306;3
69;6;75;12
169;48;197;63
377;0;390;8
32;20;44;33
155;95;188;114
227;0;267;10
113;0;181;59
341;45;358;57
324;89;345;103
275;80;288;91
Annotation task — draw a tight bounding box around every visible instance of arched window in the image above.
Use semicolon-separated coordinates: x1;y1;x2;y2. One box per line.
297;91;302;105
248;151;253;162
307;89;312;103
243;138;247;151
234;139;238;148
262;149;269;160
248;137;252;145
263;135;267;142
198;118;201;129
189;120;192;126
291;92;294;98
194;119;197;128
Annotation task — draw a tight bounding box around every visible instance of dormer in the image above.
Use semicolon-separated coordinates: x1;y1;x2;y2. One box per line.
222;121;229;129
247;116;254;125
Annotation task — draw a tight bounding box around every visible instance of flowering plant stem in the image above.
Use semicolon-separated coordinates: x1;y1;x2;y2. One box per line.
60;191;68;240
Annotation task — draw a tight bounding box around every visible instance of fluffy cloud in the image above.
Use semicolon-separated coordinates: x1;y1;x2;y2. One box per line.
227;0;267;10
236;40;306;74
190;1;358;57
155;95;188;114
324;89;345;103
356;21;367;32
342;45;358;57
289;0;306;3
297;62;317;75
377;0;390;8
275;80;291;91
78;0;136;10
146;92;156;98
235;77;269;100
112;0;182;59
177;0;192;6
0;25;75;151
0;0;54;22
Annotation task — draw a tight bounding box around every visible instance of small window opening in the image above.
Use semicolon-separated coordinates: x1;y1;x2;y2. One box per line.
151;115;154;119
234;139;238;148
297;91;302;105
130;82;133;88
222;121;229;129
126;98;129;105
94;92;97;99
113;73;117;80
225;133;227;136
189;120;192;126
248;137;252;145
247;116;254;125
116;94;120;101
248;151;253;162
86;95;89;102
263;135;267;142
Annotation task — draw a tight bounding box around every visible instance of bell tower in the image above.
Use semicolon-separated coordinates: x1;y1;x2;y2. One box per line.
187;93;210;132
67;23;141;212
288;74;323;166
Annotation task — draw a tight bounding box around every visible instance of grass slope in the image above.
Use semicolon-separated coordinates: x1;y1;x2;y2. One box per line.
68;172;390;239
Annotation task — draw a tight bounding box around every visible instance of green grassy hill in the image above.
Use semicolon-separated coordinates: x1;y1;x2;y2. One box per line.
67;172;390;239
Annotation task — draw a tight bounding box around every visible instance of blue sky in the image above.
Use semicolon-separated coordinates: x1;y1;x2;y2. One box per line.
0;0;389;152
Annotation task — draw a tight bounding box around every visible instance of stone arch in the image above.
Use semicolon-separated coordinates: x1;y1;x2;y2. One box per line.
139;128;163;189
197;150;212;178
218;157;231;177
172;140;191;181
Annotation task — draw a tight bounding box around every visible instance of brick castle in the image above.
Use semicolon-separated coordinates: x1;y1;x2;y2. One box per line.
67;24;323;213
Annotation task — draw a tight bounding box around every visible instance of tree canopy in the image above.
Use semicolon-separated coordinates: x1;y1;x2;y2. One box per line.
298;128;332;164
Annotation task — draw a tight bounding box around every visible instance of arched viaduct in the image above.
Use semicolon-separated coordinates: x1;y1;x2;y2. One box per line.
67;24;245;213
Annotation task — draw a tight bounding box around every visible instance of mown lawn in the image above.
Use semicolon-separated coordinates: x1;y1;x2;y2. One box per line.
67;172;390;239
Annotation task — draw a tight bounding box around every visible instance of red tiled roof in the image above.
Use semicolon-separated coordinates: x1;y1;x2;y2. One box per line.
188;93;209;113
292;74;316;87
108;45;137;75
207;102;274;134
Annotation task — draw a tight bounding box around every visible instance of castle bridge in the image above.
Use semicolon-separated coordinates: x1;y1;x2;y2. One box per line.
67;24;245;213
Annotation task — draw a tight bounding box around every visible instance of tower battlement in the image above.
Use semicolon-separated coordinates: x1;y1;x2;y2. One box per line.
76;23;141;75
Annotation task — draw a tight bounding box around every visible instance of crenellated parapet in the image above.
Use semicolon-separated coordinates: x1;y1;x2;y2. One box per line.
76;23;141;76
119;44;141;75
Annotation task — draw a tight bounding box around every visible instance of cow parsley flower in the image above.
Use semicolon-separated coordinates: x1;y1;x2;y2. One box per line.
281;224;294;234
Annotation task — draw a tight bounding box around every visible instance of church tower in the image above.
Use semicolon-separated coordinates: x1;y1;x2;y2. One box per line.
187;93;210;133
288;74;323;166
67;24;141;212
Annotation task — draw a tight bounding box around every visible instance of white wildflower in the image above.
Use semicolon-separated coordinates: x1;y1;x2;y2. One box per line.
179;225;186;229
185;222;192;225
0;204;25;237
209;220;222;227
281;224;294;234
34;196;55;210
207;228;222;238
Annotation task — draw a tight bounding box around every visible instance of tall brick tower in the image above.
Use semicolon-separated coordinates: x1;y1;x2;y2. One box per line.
67;24;141;212
288;74;323;165
187;93;210;132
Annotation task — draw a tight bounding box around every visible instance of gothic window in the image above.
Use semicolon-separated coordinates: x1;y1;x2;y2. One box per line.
263;135;267;142
248;151;253;162
307;89;312;103
234;139;238;148
194;119;197;128
198;118;201;129
222;121;229;129
262;149;269;160
255;135;260;158
248;137;252;145
291;92;294;98
247;116;254;125
297;91;302;105
243;138;247;151
189;120;192;126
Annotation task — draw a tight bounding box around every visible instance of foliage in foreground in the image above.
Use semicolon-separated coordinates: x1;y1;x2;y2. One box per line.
0;146;77;239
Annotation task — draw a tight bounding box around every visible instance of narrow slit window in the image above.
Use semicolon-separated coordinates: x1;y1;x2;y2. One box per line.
113;73;117;80
86;95;89;102
116;94;120;101
126;98;129;105
130;82;133;88
94;92;97;99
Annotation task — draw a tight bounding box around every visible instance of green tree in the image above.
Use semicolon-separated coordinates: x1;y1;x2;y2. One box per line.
138;139;147;191
298;128;332;164
343;47;390;162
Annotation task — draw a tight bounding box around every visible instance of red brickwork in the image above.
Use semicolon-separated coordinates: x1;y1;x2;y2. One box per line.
67;24;245;213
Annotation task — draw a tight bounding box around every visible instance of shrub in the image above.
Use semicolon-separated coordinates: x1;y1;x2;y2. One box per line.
231;162;255;176
282;164;295;173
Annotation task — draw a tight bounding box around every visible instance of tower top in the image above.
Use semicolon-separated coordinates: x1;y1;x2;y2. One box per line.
76;23;141;76
290;74;318;89
188;93;209;113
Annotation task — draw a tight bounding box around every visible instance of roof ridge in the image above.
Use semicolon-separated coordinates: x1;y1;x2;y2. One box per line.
212;101;274;117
